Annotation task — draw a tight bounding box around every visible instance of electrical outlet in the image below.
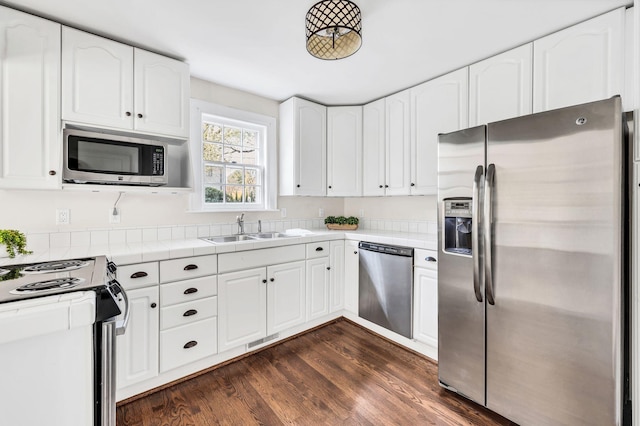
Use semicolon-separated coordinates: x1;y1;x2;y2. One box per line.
109;208;121;224
56;209;70;225
319;208;324;217
281;208;287;218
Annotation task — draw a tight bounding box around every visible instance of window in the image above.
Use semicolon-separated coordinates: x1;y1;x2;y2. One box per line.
190;100;276;211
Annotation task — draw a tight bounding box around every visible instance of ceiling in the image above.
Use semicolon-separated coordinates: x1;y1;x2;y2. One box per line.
1;0;632;105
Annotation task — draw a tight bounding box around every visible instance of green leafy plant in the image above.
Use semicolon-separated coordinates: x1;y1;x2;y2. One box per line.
0;229;32;258
324;216;359;225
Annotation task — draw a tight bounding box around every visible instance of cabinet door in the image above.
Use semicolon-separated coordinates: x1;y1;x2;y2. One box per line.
306;257;330;321
266;261;306;334
62;26;134;129
133;49;190;138
413;267;438;347
327;106;362;196
411;68;468;196
385;89;411;196
116;286;159;390
469;44;533;126
218;268;267;352
362;98;386;196
0;8;61;189
344;240;359;314
533;7;625;113
329;240;345;312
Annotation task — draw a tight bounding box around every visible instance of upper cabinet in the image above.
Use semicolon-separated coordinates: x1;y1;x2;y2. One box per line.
469;44;533;126
279;97;327;196
362;98;386;196
533;7;625;113
411;68;468;195
385;89;412;196
62;27;189;138
0;7;61;189
327;106;362;197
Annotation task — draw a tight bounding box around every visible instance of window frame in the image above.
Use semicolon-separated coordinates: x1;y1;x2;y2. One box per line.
190;99;277;212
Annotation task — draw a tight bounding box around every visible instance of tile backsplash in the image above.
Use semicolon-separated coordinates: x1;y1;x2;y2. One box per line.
23;218;437;251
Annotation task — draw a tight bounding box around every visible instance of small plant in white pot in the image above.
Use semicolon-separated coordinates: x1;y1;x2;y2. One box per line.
0;230;32;258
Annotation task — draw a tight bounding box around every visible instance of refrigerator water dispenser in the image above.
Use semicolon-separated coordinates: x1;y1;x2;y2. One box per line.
443;199;472;255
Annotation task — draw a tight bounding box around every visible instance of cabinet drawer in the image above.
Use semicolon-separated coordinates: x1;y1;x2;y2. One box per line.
160;276;217;306
160;317;217;372
414;249;438;270
306;241;330;259
116;262;159;290
160;296;217;330
160;255;217;283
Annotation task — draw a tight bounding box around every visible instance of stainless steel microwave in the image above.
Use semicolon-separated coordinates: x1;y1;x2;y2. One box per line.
63;129;168;186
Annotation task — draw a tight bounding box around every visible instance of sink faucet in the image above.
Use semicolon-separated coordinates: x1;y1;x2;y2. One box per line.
236;213;245;234
258;219;262;233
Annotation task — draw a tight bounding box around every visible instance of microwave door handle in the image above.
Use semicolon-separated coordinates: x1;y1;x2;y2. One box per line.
472;165;483;303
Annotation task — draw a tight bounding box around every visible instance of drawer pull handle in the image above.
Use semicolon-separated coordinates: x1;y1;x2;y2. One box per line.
315;247;324;252
130;271;148;279
425;256;437;262
184;264;198;271
183;340;198;349
183;309;198;317
183;287;198;295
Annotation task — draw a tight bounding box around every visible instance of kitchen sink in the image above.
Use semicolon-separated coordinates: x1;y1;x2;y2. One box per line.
202;232;293;244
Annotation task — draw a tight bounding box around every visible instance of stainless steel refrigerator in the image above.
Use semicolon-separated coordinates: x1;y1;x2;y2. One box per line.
437;96;631;426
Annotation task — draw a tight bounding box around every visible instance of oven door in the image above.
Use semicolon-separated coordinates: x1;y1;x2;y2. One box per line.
0;291;97;426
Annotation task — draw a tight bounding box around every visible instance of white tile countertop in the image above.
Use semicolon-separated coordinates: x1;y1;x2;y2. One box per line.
0;229;437;267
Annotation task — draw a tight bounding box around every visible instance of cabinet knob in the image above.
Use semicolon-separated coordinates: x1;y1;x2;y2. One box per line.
184;287;198;295
328;185;332;189
150;302;157;308
125;111;132;117
137;113;143;119
326;266;331;270
183;309;198;317
270;278;275;282
411;183;415;187
384;185;389;188
354;251;358;254
262;279;267;283
48;170;56;176
183;340;198;349
184;264;198;271
379;185;383;188
130;271;148;279
296;184;301;188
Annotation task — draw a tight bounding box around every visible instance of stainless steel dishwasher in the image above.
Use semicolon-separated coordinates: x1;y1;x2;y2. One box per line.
358;241;414;339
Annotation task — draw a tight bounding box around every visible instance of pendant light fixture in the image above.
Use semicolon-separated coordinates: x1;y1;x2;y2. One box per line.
305;0;362;60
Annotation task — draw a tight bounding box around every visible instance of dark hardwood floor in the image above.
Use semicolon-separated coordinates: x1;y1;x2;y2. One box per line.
117;319;514;425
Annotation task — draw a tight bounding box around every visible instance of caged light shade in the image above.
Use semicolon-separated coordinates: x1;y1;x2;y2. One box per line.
305;0;362;60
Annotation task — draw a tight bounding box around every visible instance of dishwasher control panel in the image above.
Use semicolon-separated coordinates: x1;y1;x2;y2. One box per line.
358;242;414;257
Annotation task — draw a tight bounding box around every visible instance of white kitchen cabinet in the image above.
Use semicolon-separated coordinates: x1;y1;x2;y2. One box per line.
533;7;625;113
327;106;362;196
385;89;412;196
469;44;533;126
413;249;438;348
362;98;386;196
217;267;267;352
279;97;327;196
306;256;330;321
266;261;306;334
344;240;359;314
62;27;189;138
0;8;61;189
329;240;345;312
116;285;159;390
410;68;468;195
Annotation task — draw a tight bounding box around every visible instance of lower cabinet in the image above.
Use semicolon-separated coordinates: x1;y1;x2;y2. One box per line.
413;249;438;348
344;240;359;314
306;256;330;321
218;260;307;352
116;285;159;389
329;240;345;312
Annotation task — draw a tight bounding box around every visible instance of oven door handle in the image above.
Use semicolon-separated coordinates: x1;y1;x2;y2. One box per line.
111;280;130;336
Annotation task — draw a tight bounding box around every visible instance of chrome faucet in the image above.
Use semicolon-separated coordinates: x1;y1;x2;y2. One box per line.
237;213;245;234
258;219;262;233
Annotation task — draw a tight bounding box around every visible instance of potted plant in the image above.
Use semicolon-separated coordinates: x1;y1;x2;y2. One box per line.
324;216;359;230
0;229;32;258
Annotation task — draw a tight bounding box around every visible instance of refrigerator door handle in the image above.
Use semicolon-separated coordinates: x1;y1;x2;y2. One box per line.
484;163;496;305
472;165;483;303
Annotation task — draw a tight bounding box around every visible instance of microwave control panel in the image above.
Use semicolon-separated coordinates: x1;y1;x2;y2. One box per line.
152;148;165;175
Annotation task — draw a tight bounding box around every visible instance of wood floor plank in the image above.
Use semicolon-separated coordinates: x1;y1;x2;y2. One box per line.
116;319;516;426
